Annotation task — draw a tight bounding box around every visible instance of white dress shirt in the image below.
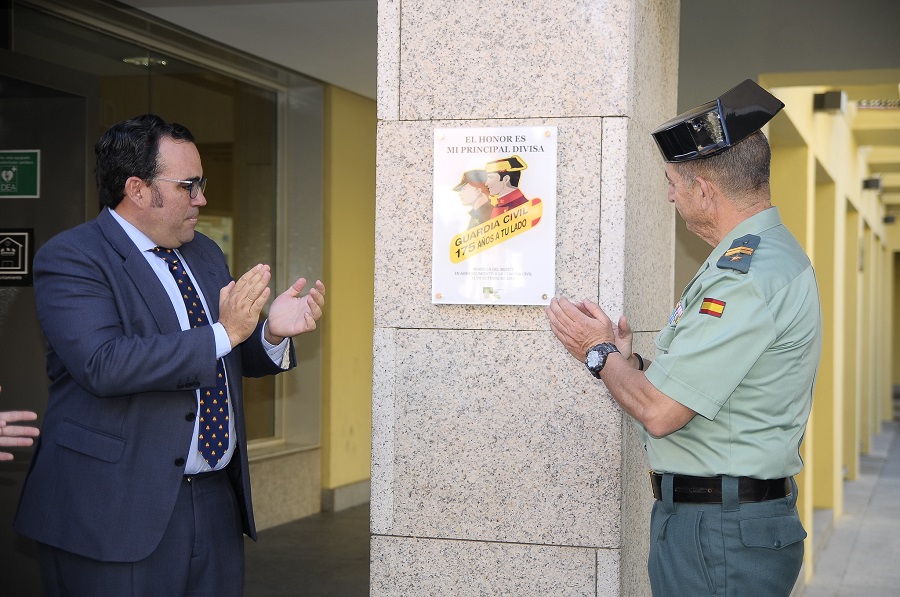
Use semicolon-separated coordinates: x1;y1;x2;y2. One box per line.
109;208;288;473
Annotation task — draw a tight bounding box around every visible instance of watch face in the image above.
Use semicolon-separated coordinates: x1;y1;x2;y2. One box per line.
586;350;601;368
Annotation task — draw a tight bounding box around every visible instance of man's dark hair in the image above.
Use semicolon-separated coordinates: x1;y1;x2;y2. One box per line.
95;114;195;208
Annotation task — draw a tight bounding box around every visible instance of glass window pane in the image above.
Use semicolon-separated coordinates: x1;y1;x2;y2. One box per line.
13;3;278;439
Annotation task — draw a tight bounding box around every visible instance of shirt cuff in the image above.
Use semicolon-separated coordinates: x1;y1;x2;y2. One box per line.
212;322;232;359
262;320;291;369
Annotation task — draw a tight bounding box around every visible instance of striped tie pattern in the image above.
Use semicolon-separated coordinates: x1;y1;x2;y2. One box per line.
153;247;229;468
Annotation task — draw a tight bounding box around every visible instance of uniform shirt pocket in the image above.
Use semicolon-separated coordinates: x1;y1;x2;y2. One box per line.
655;323;676;354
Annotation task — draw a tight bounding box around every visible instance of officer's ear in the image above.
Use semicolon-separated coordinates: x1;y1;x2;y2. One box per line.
693;175;719;210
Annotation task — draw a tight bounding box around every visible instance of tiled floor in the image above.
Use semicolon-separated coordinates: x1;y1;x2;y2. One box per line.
800;420;900;597
244;502;370;597
243;421;900;597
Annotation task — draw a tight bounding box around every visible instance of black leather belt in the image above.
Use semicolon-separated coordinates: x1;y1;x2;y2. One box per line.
649;472;791;503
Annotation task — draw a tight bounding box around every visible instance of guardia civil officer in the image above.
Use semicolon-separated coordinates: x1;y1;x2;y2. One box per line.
546;79;822;596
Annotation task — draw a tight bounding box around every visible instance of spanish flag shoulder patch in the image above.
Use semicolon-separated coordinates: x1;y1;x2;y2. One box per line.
699;297;726;318
717;234;760;274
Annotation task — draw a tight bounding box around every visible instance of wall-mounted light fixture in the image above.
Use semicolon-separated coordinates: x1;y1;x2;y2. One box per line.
862;178;882;191
813;90;846;113
122;57;168;67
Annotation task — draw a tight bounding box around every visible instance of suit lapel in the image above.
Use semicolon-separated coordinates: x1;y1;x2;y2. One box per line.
97;209;182;334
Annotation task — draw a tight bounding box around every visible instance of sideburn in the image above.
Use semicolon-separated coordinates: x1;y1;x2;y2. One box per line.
150;185;164;208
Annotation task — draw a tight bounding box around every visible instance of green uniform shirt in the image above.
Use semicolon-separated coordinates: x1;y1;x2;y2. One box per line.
644;207;822;478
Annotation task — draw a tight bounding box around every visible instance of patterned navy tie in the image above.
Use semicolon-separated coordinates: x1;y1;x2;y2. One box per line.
153;247;229;468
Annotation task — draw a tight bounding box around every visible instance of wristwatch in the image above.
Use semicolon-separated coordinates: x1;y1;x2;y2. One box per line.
585;342;619;379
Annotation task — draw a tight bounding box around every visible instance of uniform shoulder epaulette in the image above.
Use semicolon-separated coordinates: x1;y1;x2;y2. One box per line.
716;234;760;274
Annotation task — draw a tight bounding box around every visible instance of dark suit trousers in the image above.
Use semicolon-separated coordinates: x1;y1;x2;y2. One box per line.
38;469;245;597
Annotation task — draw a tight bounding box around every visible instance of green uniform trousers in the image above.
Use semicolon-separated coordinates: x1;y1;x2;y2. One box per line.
648;475;806;596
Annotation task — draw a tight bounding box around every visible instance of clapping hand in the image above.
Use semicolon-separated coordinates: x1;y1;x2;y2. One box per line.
265;279;326;344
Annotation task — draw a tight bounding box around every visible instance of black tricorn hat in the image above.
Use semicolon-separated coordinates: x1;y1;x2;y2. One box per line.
485;155;527;173
651;79;784;163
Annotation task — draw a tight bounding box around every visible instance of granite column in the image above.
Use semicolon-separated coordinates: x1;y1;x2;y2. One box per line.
372;1;680;593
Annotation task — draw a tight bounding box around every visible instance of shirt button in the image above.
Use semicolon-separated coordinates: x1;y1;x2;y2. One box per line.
774;540;782;548
174;457;185;467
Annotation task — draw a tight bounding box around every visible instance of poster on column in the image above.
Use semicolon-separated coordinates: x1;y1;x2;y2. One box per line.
431;126;557;305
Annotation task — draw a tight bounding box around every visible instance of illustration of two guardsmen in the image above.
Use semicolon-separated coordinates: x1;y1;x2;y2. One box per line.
452;155;531;231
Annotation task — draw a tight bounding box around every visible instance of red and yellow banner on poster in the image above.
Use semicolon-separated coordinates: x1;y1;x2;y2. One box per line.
449;198;543;263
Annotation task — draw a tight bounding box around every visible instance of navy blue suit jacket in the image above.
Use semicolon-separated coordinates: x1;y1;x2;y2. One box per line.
14;207;293;562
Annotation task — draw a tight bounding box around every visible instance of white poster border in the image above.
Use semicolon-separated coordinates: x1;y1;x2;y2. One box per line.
431;126;557;306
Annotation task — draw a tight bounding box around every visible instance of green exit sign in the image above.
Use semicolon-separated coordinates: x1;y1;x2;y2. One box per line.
0;150;40;198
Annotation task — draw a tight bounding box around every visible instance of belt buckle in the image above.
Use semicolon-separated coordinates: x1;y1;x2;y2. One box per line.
648;471;659;499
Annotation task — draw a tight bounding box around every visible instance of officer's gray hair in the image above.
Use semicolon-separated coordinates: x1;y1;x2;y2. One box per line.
673;131;771;201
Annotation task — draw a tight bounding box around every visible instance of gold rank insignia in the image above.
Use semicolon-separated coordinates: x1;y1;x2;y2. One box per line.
716;234;760;274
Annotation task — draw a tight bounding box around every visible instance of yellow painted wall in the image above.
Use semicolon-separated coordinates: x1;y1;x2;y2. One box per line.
321;85;376;489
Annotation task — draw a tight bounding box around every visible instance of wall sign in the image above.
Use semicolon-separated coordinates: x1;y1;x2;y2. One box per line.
431;126;557;305
0;150;40;199
0;229;35;286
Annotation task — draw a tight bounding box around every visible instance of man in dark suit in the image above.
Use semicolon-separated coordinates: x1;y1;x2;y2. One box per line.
14;114;325;596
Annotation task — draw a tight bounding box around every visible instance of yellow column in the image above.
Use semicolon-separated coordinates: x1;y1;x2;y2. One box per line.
770;142;816;577
812;181;843;517
860;226;873;452
844;208;861;479
884;245;896;422
893;249;900;390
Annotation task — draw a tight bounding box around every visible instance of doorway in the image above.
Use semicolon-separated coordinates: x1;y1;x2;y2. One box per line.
0;52;95;595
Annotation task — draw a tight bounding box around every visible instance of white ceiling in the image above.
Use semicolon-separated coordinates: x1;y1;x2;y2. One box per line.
119;0;378;99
